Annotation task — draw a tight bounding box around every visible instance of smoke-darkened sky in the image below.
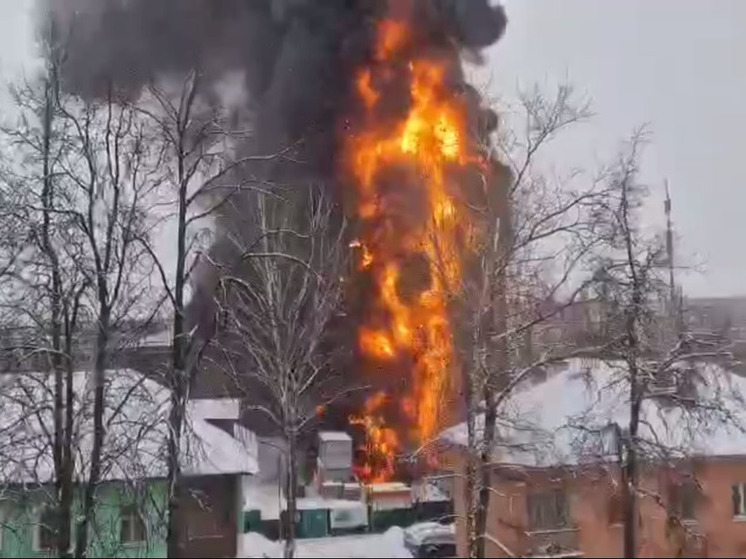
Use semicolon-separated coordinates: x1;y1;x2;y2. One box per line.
1;0;745;297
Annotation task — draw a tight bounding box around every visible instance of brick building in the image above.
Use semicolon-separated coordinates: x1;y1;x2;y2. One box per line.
445;359;746;558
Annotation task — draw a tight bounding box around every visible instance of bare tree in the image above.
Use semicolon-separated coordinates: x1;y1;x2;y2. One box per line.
52;84;161;559
452;83;610;558
212;185;347;559
0;47;90;558
0;361;172;557
131;72;227;558
134;71;288;557
0;153;24;290
586;131;735;558
0;24;162;556
446;125;740;558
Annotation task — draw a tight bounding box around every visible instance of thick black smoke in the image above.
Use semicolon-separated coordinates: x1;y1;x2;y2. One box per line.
41;1;508;416
44;0;505;163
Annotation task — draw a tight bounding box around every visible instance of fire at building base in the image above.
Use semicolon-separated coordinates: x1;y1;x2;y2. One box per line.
339;1;510;482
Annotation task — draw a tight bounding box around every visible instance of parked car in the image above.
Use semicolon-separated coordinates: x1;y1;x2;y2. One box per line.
404;523;456;558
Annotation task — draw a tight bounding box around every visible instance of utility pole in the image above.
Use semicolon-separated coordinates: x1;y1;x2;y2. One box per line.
664;180;675;304
664;180;684;336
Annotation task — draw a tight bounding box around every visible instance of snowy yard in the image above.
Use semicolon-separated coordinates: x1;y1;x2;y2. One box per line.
240;528;412;558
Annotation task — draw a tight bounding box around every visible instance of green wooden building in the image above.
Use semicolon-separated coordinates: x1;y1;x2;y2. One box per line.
0;370;259;558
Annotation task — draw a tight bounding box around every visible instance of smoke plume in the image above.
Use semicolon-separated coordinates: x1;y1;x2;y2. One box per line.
43;0;505;165
41;0;508;444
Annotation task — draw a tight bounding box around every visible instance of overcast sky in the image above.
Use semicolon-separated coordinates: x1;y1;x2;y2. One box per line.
1;0;744;297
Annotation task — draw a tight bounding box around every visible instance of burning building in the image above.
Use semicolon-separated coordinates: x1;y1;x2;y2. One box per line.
43;0;510;482
340;4;510;481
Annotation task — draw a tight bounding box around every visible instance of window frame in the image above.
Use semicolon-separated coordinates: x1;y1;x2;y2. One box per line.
33;505;59;553
669;480;698;523
733;482;746;519
119;504;147;546
527;489;571;531
607;490;624;526
0;501;5;554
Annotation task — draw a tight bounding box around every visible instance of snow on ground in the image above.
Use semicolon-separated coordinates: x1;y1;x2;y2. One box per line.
243;481;285;520
240;532;281;558
239;529;412;558
242;480;368;520
297;529;411;559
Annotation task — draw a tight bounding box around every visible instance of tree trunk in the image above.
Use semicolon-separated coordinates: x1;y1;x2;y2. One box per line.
284;426;298;559
57;360;75;559
166;166;189;558
621;171;642;559
624;367;641;559
166;333;187;558
474;386;496;559
473;178;511;559
464;453;480;559
74;309;110;557
462;343;480;559
623;438;638;559
40;76;73;559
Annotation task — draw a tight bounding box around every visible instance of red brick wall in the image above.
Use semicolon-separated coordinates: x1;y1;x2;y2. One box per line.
453;456;746;558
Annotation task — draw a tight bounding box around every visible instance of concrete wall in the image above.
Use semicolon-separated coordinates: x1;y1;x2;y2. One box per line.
453;456;746;558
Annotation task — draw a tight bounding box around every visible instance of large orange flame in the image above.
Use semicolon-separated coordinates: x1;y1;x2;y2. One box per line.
344;12;480;481
349;391;399;483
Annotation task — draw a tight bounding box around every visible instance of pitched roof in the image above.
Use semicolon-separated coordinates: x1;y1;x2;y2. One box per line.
443;359;746;467
0;368;258;485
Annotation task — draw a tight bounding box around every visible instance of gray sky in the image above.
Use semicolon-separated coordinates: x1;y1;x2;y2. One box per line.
0;0;33;76
1;0;744;297
487;0;746;297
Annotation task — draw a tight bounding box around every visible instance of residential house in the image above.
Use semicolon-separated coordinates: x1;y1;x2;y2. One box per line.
685;296;746;338
685;296;746;361
0;369;258;558
444;359;746;558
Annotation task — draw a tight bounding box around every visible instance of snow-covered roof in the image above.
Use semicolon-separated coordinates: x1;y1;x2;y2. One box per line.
321;481;360;488
0;369;258;485
188;397;240;421
137;326;172;348
319;431;353;442
368;482;411;493
412;482;449;503
297;497;365;511
443;359;746;468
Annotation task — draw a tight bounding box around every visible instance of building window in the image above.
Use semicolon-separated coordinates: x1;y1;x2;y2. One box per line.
608;490;624;525
120;505;147;544
528;489;570;531
733;483;746;517
186;507;221;540
0;502;5;552
36;506;59;552
670;481;698;522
